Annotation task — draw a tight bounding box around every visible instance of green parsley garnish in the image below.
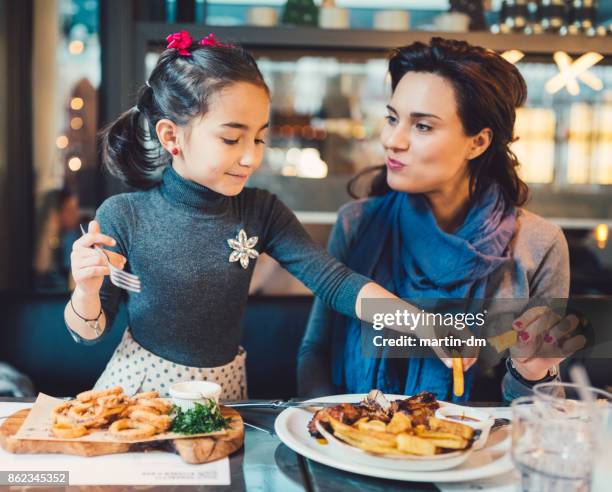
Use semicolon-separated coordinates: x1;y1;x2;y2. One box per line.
171;400;230;435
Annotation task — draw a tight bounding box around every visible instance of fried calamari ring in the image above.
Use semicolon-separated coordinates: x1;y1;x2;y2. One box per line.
68;402;95;422
109;419;157;440
124;404;161;416
61;402;109;428
82;417;109;429
51;402;73;423
51;422;89;439
97;394;128;407
77;386;123;402
130;410;173;432
132;391;159;400
52;402;72;416
135;398;172;414
95;403;128;420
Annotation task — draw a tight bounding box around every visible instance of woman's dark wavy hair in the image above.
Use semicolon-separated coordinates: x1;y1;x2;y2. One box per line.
348;37;529;207
99;43;269;189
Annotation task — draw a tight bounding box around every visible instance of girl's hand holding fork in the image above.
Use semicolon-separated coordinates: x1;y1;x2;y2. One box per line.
71;220;126;296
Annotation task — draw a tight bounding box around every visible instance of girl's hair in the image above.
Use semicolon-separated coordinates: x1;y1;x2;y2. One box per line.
348;37;529;207
100;42;269;189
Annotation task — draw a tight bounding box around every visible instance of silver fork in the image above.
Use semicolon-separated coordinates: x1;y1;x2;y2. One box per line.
80;224;141;293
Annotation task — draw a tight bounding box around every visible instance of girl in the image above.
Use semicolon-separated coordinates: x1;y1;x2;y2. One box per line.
297;38;585;402
64;32;448;399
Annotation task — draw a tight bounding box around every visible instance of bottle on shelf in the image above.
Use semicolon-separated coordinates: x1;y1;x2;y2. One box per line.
497;0;529;33
523;0;544;34
538;0;567;34
567;0;599;36
281;0;319;27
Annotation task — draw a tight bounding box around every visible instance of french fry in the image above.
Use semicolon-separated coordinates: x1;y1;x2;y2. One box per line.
421;437;468;450
488;330;517;352
335;430;405;456
415;429;464;440
428;416;474;440
414;428;469;450
329;417;396;446
417;430;468;447
386;412;412;434
356;419;387;432
396;433;437;456
452;356;464;397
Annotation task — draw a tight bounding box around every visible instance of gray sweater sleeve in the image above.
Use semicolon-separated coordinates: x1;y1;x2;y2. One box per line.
262;194;370;319
296;204;357;397
528;226;570;298
502;226;569;402
66;195;130;345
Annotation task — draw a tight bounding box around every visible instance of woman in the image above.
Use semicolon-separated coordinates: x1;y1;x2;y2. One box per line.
297;38;584;402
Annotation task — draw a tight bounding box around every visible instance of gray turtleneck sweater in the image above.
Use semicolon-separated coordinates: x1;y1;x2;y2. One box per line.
67;166;370;367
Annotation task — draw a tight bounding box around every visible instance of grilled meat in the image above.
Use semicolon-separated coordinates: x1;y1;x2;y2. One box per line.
390;391;439;426
308;403;362;436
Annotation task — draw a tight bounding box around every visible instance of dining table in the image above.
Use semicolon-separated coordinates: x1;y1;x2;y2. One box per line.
0;397;519;491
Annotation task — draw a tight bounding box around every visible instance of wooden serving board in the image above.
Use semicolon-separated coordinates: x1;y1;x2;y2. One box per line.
0;406;243;465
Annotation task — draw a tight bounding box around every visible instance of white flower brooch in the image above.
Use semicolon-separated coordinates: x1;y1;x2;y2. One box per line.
227;229;259;269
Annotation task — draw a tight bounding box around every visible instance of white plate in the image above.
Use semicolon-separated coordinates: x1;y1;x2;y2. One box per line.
274;393;513;483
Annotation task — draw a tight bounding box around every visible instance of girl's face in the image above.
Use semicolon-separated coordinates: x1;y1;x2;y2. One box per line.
167;82;270;196
380;72;488;196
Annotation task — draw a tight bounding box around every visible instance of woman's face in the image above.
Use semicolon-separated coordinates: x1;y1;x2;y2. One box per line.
170;82;270;196
380;72;478;196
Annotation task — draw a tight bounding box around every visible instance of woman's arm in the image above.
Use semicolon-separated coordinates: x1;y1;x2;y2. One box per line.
502;227;570;402
298;297;336;397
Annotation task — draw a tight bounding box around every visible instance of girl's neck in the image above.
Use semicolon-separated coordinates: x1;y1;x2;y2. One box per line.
172;160;191;182
424;178;471;234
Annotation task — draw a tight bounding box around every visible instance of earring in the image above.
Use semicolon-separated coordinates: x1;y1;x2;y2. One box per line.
171;147;179;156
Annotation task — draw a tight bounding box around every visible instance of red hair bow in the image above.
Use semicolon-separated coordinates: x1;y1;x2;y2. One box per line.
166;31;193;56
198;33;234;48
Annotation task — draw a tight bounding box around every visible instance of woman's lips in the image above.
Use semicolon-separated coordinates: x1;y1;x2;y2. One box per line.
226;172;249;180
386;158;405;171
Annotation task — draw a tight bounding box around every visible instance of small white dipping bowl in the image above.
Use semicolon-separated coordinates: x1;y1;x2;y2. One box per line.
435;405;494;450
169;381;222;411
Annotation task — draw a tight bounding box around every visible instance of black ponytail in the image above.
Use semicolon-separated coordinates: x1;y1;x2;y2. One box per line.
99;41;269;189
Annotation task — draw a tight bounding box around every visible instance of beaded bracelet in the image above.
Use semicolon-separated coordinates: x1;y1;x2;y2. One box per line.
70;296;103;337
505;357;558;388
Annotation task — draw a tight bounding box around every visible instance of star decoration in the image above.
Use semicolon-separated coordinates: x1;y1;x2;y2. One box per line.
228;229;259;269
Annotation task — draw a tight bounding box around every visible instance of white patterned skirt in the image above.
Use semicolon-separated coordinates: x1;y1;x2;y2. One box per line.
93;328;247;399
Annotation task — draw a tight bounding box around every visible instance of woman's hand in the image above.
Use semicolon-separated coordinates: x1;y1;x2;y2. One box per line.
355;283;478;372
509;306;586;381
70;220;126;295
433;324;479;371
